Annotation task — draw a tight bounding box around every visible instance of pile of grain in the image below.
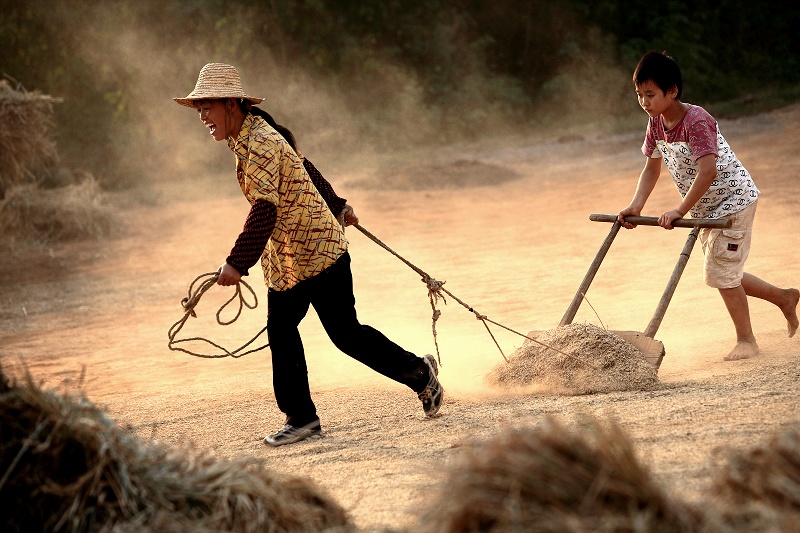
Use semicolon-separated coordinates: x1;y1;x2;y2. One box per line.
487;323;658;394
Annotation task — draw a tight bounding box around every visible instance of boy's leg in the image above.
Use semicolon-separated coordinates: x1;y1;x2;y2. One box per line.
701;202;761;360
718;284;759;360
740;273;800;338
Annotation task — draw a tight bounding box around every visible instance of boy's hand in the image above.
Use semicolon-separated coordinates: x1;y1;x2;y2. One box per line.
617;206;641;229
658;209;684;230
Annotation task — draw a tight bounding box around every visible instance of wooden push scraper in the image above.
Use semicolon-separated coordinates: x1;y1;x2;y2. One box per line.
558;213;732;369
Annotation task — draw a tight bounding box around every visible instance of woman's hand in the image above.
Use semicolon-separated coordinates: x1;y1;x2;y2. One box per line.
342;204;359;227
217;263;242;286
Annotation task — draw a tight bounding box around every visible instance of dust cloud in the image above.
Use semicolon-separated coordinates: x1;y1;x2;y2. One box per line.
49;2;639;201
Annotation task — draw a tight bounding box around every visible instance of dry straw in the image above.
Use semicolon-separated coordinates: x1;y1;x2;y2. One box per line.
710;422;800;529
487;323;659;394
417;415;702;533
0;79;61;196
4;357;800;532
0;79;119;246
0;361;354;533
0;176;119;244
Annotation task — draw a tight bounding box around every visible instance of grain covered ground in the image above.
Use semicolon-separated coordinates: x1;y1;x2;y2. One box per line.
2;103;799;532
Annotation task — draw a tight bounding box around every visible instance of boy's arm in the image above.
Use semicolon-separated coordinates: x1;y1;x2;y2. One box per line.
659;154;716;229
618;156;662;229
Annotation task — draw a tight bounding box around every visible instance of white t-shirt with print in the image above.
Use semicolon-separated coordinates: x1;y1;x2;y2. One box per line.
642;104;759;219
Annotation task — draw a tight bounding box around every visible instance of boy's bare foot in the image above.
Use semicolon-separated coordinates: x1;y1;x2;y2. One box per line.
783;288;799;338
724;340;760;361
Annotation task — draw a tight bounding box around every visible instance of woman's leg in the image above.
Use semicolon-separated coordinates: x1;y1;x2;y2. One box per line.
267;284;319;426
309;253;429;392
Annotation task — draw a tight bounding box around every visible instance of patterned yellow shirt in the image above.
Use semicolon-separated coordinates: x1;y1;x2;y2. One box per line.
227;115;348;291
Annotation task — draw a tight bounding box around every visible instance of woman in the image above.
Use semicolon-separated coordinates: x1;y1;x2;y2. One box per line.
174;63;443;446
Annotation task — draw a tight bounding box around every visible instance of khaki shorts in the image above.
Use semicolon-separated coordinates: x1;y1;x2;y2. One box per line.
698;200;758;289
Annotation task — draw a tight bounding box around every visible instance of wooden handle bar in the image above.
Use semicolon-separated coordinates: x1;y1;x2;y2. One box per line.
590;213;732;229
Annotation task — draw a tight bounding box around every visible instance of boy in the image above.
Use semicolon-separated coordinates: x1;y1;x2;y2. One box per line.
618;51;798;361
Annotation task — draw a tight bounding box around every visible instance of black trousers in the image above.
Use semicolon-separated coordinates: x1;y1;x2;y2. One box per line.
266;252;428;427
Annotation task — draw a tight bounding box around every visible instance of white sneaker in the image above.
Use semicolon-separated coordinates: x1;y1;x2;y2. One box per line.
418;355;443;417
264;421;322;447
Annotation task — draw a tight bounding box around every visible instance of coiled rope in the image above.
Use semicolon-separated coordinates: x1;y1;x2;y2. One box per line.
167;271;269;358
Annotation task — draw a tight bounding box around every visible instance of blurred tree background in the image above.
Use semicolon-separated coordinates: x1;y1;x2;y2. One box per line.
2;0;799;192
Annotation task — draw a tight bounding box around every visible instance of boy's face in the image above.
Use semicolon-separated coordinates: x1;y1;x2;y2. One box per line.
635;80;678;118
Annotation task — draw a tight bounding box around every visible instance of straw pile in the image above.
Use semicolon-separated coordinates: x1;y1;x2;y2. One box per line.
488;323;658;394
0;79;60;197
0;176;119;244
417;415;702;533
0;80;118;245
0;362;353;533
709;422;800;528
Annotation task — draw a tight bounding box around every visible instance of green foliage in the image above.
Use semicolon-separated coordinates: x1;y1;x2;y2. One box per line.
1;0;798;189
575;0;800;99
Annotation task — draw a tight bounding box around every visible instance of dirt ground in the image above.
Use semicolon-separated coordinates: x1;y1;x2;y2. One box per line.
2;104;799;532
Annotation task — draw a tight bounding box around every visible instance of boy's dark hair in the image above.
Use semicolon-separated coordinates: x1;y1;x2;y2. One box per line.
633;51;682;99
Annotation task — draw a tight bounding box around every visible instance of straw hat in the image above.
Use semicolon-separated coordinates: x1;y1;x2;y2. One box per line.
174;63;263;108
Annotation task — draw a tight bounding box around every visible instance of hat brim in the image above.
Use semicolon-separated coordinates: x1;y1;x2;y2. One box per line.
173;95;264;108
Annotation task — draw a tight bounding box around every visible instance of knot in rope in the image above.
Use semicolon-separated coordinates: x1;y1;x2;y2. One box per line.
180;273;218;317
423;276;446;305
181;296;197;316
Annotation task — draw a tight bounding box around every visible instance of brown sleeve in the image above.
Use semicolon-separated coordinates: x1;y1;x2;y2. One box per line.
303;158;347;217
225;200;276;276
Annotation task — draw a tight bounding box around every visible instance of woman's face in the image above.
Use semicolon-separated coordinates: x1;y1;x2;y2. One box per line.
196;99;233;141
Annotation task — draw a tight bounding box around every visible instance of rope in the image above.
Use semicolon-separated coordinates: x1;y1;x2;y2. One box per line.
350;222;599;370
167;272;269;358
169;213;597;370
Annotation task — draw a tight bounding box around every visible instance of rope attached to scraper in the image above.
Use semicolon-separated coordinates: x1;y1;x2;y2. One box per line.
167;272;269;358
347;218;598;370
